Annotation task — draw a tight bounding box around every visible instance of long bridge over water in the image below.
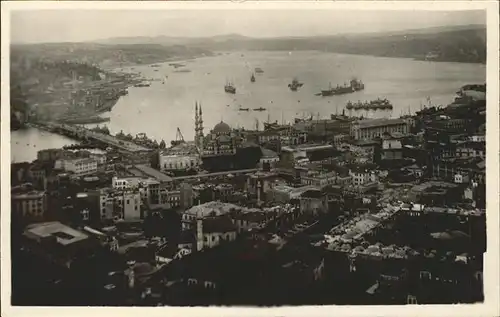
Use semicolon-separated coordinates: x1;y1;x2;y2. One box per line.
32;122;152;154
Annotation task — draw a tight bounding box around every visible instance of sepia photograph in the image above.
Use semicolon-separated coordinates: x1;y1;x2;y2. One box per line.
1;1;499;316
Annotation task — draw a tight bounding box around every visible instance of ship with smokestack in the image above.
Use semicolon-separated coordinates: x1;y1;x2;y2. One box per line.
319;78;365;96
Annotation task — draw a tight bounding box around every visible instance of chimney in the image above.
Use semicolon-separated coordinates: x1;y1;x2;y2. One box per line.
196;217;204;252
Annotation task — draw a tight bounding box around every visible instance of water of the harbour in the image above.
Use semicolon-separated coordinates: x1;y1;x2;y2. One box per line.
11;51;485;163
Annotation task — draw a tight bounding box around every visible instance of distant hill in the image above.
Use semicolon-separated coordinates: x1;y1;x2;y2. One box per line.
10;42;213;68
197;25;486;64
94;24;486;64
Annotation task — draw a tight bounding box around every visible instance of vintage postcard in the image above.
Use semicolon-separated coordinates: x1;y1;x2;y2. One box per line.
1;1;499;317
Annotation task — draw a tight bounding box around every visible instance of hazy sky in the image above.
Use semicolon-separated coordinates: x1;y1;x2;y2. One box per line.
11;9;485;44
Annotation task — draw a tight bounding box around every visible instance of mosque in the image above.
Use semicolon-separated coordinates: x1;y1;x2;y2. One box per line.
194;102;251;171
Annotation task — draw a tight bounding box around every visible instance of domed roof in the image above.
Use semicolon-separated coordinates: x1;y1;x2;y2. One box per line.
133;262;157;276
213;121;231;134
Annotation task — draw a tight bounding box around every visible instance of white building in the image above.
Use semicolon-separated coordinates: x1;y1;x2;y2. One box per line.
455;142;485;159
159;143;200;172
382;137;402;150
112;177;161;206
300;170;338;187
55;158;97;176
182;201;236;230
454;173;470;184
349;166;378;186
12;190;47;219
351;118;409;140
468;135;486;143
99;189;142;221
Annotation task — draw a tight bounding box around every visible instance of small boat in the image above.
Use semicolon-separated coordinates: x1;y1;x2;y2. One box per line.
134;82;151;87
288;77;304;91
238;107;250;111
250;73;256;83
225;80;236;94
255;67;264;74
253;107;266;111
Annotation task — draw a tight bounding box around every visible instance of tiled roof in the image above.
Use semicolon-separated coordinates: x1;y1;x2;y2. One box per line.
355;118;406;129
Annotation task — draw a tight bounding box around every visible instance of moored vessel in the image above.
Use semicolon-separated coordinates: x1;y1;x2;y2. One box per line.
346;98;393;111
320;78;365;96
225;80;236;94
288;77;304;91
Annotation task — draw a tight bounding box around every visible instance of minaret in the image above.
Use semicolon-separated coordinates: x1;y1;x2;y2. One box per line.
194;101;200;148
198;103;204;136
195;101;199;133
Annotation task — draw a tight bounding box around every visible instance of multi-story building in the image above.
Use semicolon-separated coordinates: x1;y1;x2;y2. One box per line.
30;164;47;189
432;158;485;184
195;216;238;251
455;141;485;159
257;127;308;147
468;134;485;142
381;135;403;160
298;168;338;187
299;189;329;217
37;148;63;163
111;176;161;206
349;164;378;186
182;201;242;230
159;143;200;172
55;157;98;176
89;152;107;166
99;188;142;221
11;190;47;220
351;118;409;140
160;188;181;209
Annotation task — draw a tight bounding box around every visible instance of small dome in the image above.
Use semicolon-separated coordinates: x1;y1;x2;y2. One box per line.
133;262;157;276
213;121;231;134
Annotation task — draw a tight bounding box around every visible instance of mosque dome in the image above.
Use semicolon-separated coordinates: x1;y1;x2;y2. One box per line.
213;121;231;134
